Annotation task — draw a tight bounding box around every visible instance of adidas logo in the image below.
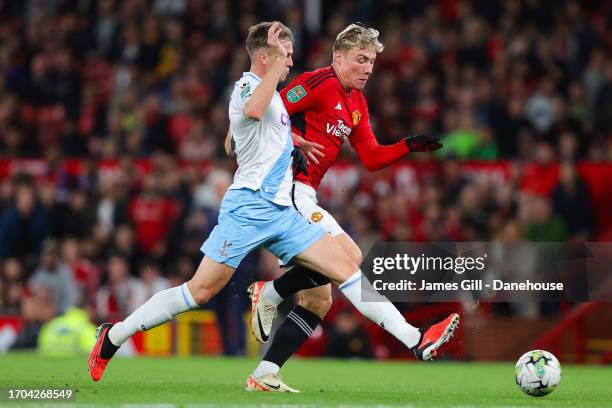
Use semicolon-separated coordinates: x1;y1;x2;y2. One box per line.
335;102;342;110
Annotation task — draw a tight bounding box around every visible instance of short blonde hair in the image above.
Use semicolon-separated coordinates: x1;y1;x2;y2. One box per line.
333;23;384;54
246;21;293;58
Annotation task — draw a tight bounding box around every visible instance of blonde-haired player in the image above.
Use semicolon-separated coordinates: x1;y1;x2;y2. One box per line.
241;23;459;392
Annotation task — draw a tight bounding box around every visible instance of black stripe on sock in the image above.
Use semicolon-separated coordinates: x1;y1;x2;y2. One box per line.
263;305;321;367
287;311;313;336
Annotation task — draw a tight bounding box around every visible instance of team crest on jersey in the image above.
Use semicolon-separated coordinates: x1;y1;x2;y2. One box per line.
311;212;323;222
240;82;251;100
287;85;307;103
352;110;362;125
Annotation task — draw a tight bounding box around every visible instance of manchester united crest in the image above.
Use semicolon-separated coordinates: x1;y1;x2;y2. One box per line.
311;212;323;222
352;110;361;125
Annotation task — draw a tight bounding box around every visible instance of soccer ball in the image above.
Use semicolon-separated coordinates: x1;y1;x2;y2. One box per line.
515;350;561;397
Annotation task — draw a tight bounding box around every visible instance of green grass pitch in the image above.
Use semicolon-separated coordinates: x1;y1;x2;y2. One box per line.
1;352;611;407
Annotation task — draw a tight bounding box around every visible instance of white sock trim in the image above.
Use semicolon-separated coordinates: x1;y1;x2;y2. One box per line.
180;283;198;309
252;360;280;378
262;281;284;306
338;271;361;290
108;322;129;346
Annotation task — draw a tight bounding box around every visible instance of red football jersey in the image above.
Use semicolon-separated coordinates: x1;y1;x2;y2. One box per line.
280;66;409;190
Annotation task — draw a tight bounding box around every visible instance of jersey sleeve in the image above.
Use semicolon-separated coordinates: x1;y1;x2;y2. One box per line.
349;99;410;171
280;74;320;116
234;75;258;112
229;75;260;128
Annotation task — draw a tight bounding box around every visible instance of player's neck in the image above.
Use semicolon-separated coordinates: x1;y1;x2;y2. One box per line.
331;64;352;94
250;64;265;80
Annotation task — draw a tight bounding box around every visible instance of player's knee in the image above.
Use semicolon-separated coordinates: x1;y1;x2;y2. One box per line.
332;255;359;282
299;290;332;317
340;256;359;279
350;246;363;266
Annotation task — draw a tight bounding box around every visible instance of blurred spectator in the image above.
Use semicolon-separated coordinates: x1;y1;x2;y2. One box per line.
179;119;216;162
525;78;557;135
29;239;77;315
62;237;100;300
10;286;56;350
1;258;26;313
0;177;50;265
552;161;593;241
110;224;142;276
130;262;170;312
522;195;568;242
37;304;97;356
128;174;180;257
96;255;139;322
52;188;96;239
326;309;373;359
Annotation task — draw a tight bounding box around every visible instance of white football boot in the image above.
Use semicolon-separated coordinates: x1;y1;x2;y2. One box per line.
247;281;277;343
245;373;301;393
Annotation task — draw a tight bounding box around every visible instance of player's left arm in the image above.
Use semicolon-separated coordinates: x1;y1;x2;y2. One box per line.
350;104;442;171
224;128;235;158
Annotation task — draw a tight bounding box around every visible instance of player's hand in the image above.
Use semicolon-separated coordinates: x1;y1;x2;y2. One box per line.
291;147;308;176
293;133;325;164
404;134;443;152
267;22;287;58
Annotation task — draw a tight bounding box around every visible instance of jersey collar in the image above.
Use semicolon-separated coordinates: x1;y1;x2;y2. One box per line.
243;71;281;96
244;72;261;82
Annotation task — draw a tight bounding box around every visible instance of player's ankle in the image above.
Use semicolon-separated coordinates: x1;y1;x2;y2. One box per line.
108;322;129;347
262;281;284;306
100;327;120;359
252;360;280;378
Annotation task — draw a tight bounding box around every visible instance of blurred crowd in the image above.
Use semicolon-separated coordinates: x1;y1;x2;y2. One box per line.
0;0;611;160
0;0;610;355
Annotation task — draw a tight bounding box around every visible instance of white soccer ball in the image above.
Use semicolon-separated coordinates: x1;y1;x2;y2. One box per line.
515;350;561;397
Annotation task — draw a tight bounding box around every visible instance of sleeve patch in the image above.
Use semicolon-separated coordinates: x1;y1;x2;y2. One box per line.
286;85;307;103
240;82;251;100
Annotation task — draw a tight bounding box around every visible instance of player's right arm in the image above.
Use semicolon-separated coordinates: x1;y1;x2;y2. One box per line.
350;107;442;171
243;23;288;120
280;73;326;162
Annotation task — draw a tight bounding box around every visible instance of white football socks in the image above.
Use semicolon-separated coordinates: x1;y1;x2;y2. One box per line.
252;360;281;378
338;271;421;349
261;281;284;306
108;283;197;346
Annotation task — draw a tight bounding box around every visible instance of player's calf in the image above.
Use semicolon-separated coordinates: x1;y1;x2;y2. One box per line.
298;284;332;318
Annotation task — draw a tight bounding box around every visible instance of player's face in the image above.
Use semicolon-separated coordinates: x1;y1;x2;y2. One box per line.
336;46;377;90
277;39;294;81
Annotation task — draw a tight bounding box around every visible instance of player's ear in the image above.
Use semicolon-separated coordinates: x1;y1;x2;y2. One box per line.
334;50;343;65
253;48;267;66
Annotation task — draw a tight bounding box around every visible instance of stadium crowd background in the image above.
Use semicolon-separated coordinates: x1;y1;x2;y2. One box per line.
0;0;611;356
